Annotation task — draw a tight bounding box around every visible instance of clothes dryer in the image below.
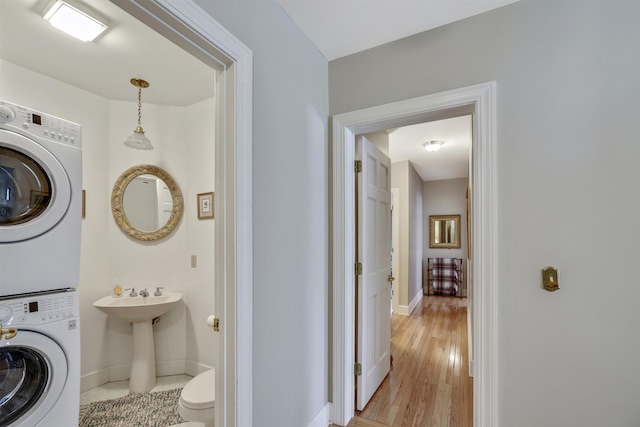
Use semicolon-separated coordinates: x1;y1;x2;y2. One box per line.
0;289;80;427
0;100;82;297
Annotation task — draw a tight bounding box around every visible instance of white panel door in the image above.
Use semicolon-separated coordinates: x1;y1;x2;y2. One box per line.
356;136;391;411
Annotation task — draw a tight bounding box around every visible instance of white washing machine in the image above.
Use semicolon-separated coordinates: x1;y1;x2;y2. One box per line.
0;100;82;297
0;289;80;427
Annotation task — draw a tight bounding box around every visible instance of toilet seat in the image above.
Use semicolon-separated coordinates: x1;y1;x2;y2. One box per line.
180;369;216;410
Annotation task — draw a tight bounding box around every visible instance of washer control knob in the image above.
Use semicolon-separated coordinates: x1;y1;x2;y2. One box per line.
0;105;15;123
0;304;13;323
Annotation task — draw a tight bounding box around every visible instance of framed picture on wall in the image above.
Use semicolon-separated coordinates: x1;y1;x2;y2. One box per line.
197;192;214;219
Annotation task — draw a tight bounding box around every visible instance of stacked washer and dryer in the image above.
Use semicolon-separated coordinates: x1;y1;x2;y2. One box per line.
0;100;82;426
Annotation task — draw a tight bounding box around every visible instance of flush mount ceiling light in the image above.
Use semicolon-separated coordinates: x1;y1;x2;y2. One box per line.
423;140;444;152
124;78;153;151
42;0;110;42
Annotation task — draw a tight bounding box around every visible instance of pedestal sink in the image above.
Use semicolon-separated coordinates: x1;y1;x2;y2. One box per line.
93;292;182;393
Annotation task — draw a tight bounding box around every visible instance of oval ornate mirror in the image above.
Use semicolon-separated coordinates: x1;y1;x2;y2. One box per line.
111;164;183;241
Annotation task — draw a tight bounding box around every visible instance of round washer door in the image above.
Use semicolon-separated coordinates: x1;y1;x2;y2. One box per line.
0;330;68;427
0;129;71;242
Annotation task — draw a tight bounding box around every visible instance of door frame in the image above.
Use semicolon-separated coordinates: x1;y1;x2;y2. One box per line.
110;1;253;426
390;187;400;315
331;82;497;426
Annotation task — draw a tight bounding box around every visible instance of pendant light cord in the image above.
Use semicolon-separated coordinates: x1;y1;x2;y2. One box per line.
137;86;143;129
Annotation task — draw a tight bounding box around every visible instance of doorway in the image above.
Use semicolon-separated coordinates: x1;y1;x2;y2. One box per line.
331;82;497;426
110;1;254;426
355;116;472;418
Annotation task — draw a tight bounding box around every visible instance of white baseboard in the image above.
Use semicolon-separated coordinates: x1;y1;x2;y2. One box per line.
397;305;409;315
307;403;331;427
83;360;191;389
408;292;422;314
185;360;214;377
397;292;423;315
157;359;187;377
80;368;109;393
109;364;131;382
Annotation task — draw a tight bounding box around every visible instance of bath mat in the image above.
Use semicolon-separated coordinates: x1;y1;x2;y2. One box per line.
79;388;185;427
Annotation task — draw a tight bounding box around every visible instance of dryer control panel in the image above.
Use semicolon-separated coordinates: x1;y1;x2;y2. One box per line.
0;100;81;148
0;290;78;326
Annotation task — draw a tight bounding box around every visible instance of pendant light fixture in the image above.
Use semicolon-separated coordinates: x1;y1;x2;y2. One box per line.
124;78;153;150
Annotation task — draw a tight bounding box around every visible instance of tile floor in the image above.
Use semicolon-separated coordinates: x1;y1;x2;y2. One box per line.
80;374;202;427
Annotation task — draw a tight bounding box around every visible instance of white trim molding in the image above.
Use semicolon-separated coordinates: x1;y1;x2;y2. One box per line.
307;403;331;427
331;82;497;427
396;292;422;316
109;1;254;426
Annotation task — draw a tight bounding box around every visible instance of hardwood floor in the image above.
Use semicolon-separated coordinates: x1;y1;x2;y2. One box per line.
335;295;472;427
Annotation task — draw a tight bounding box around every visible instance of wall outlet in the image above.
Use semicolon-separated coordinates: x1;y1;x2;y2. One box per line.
191;255;197;268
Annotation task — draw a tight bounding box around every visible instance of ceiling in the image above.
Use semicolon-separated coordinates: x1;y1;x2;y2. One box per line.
277;0;520;61
0;0;514;180
0;0;215;106
388;116;471;182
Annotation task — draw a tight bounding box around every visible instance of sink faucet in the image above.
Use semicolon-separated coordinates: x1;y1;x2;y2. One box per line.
125;288;137;297
154;287;164;296
140;288;149;297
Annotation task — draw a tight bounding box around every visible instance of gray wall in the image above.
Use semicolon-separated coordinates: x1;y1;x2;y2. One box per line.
423;178;468;294
407;161;423;306
391;160;424;309
423;178;468;261
194;2;329;426
330;1;640;426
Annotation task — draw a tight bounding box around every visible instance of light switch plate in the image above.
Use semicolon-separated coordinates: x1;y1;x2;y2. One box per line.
191;255;197;268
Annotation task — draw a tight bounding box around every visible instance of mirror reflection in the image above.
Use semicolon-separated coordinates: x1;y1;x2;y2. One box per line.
123;175;173;232
112;165;183;241
430;215;461;248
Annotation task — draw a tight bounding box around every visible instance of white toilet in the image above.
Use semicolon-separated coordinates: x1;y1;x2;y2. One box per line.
178;368;216;427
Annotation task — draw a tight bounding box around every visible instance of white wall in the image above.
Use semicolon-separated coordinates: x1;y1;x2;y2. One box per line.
423;178;468;294
106;97;217;379
363;130;390;157
0;59;216;388
107;100;191;378
329;1;640;425
391;161;409;308
183;98;216;372
193;2;329;426
0;59;112;384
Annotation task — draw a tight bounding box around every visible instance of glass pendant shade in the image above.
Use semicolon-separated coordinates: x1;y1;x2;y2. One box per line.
124;78;153;150
124;127;153;150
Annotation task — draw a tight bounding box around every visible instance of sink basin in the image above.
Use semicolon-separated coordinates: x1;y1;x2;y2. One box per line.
93;292;182;323
93;291;182;393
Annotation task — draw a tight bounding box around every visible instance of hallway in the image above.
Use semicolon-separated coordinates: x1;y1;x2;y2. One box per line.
340;296;472;427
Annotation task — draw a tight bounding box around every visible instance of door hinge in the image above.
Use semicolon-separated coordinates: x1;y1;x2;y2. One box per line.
355;262;363;275
355;160;362;173
354;362;362;376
